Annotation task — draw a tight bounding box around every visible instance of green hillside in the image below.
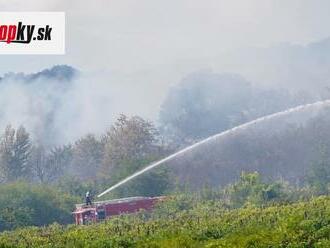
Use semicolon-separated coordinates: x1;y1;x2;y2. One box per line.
0;195;330;248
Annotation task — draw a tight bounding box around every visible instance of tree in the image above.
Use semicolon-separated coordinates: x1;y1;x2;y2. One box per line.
225;171;284;208
30;145;47;183
30;145;73;183
110;158;172;197
159;72;252;144
0;125;32;182
101;115;171;197
102;115;160;173
159;71;311;145
0;182;78;231
306;160;330;195
46;145;73;182
71;134;104;180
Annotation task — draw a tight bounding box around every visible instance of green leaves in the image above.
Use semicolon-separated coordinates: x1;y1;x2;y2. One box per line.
224;172;286;208
0;125;32;182
1;193;330;247
0;182;78;231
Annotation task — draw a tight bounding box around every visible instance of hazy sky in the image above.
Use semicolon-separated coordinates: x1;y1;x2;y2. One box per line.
0;0;330;119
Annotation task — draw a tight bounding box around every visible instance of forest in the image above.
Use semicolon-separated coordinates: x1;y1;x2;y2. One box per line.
1;173;330;247
0;66;330;247
2;1;330;246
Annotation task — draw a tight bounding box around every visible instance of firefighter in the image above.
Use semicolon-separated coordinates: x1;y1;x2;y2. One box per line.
85;191;92;206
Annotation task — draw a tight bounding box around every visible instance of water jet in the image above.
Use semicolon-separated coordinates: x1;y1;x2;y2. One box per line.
98;100;330;198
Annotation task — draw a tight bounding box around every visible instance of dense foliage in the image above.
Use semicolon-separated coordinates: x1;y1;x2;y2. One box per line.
0;173;328;247
0;182;78;231
0;193;330;247
0;115;173;200
0;68;330;247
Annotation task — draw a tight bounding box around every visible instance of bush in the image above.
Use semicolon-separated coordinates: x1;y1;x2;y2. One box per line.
0;182;78;231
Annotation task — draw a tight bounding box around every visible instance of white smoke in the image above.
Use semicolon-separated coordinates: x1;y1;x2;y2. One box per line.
0;67;116;146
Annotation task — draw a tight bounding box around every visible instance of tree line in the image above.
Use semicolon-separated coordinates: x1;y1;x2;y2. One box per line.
0;115;173;198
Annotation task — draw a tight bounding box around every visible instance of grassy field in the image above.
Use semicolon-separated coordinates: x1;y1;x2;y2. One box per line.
0;195;330;248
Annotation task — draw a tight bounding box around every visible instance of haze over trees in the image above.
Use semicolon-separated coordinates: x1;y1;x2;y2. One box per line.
0;115;174;229
160;71;315;144
0;114;173;198
0;63;330;234
0;125;31;182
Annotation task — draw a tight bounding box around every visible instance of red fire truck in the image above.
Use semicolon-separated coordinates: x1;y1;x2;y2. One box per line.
73;196;163;225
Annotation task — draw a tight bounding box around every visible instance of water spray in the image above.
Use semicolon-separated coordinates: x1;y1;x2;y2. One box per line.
97;100;330;198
